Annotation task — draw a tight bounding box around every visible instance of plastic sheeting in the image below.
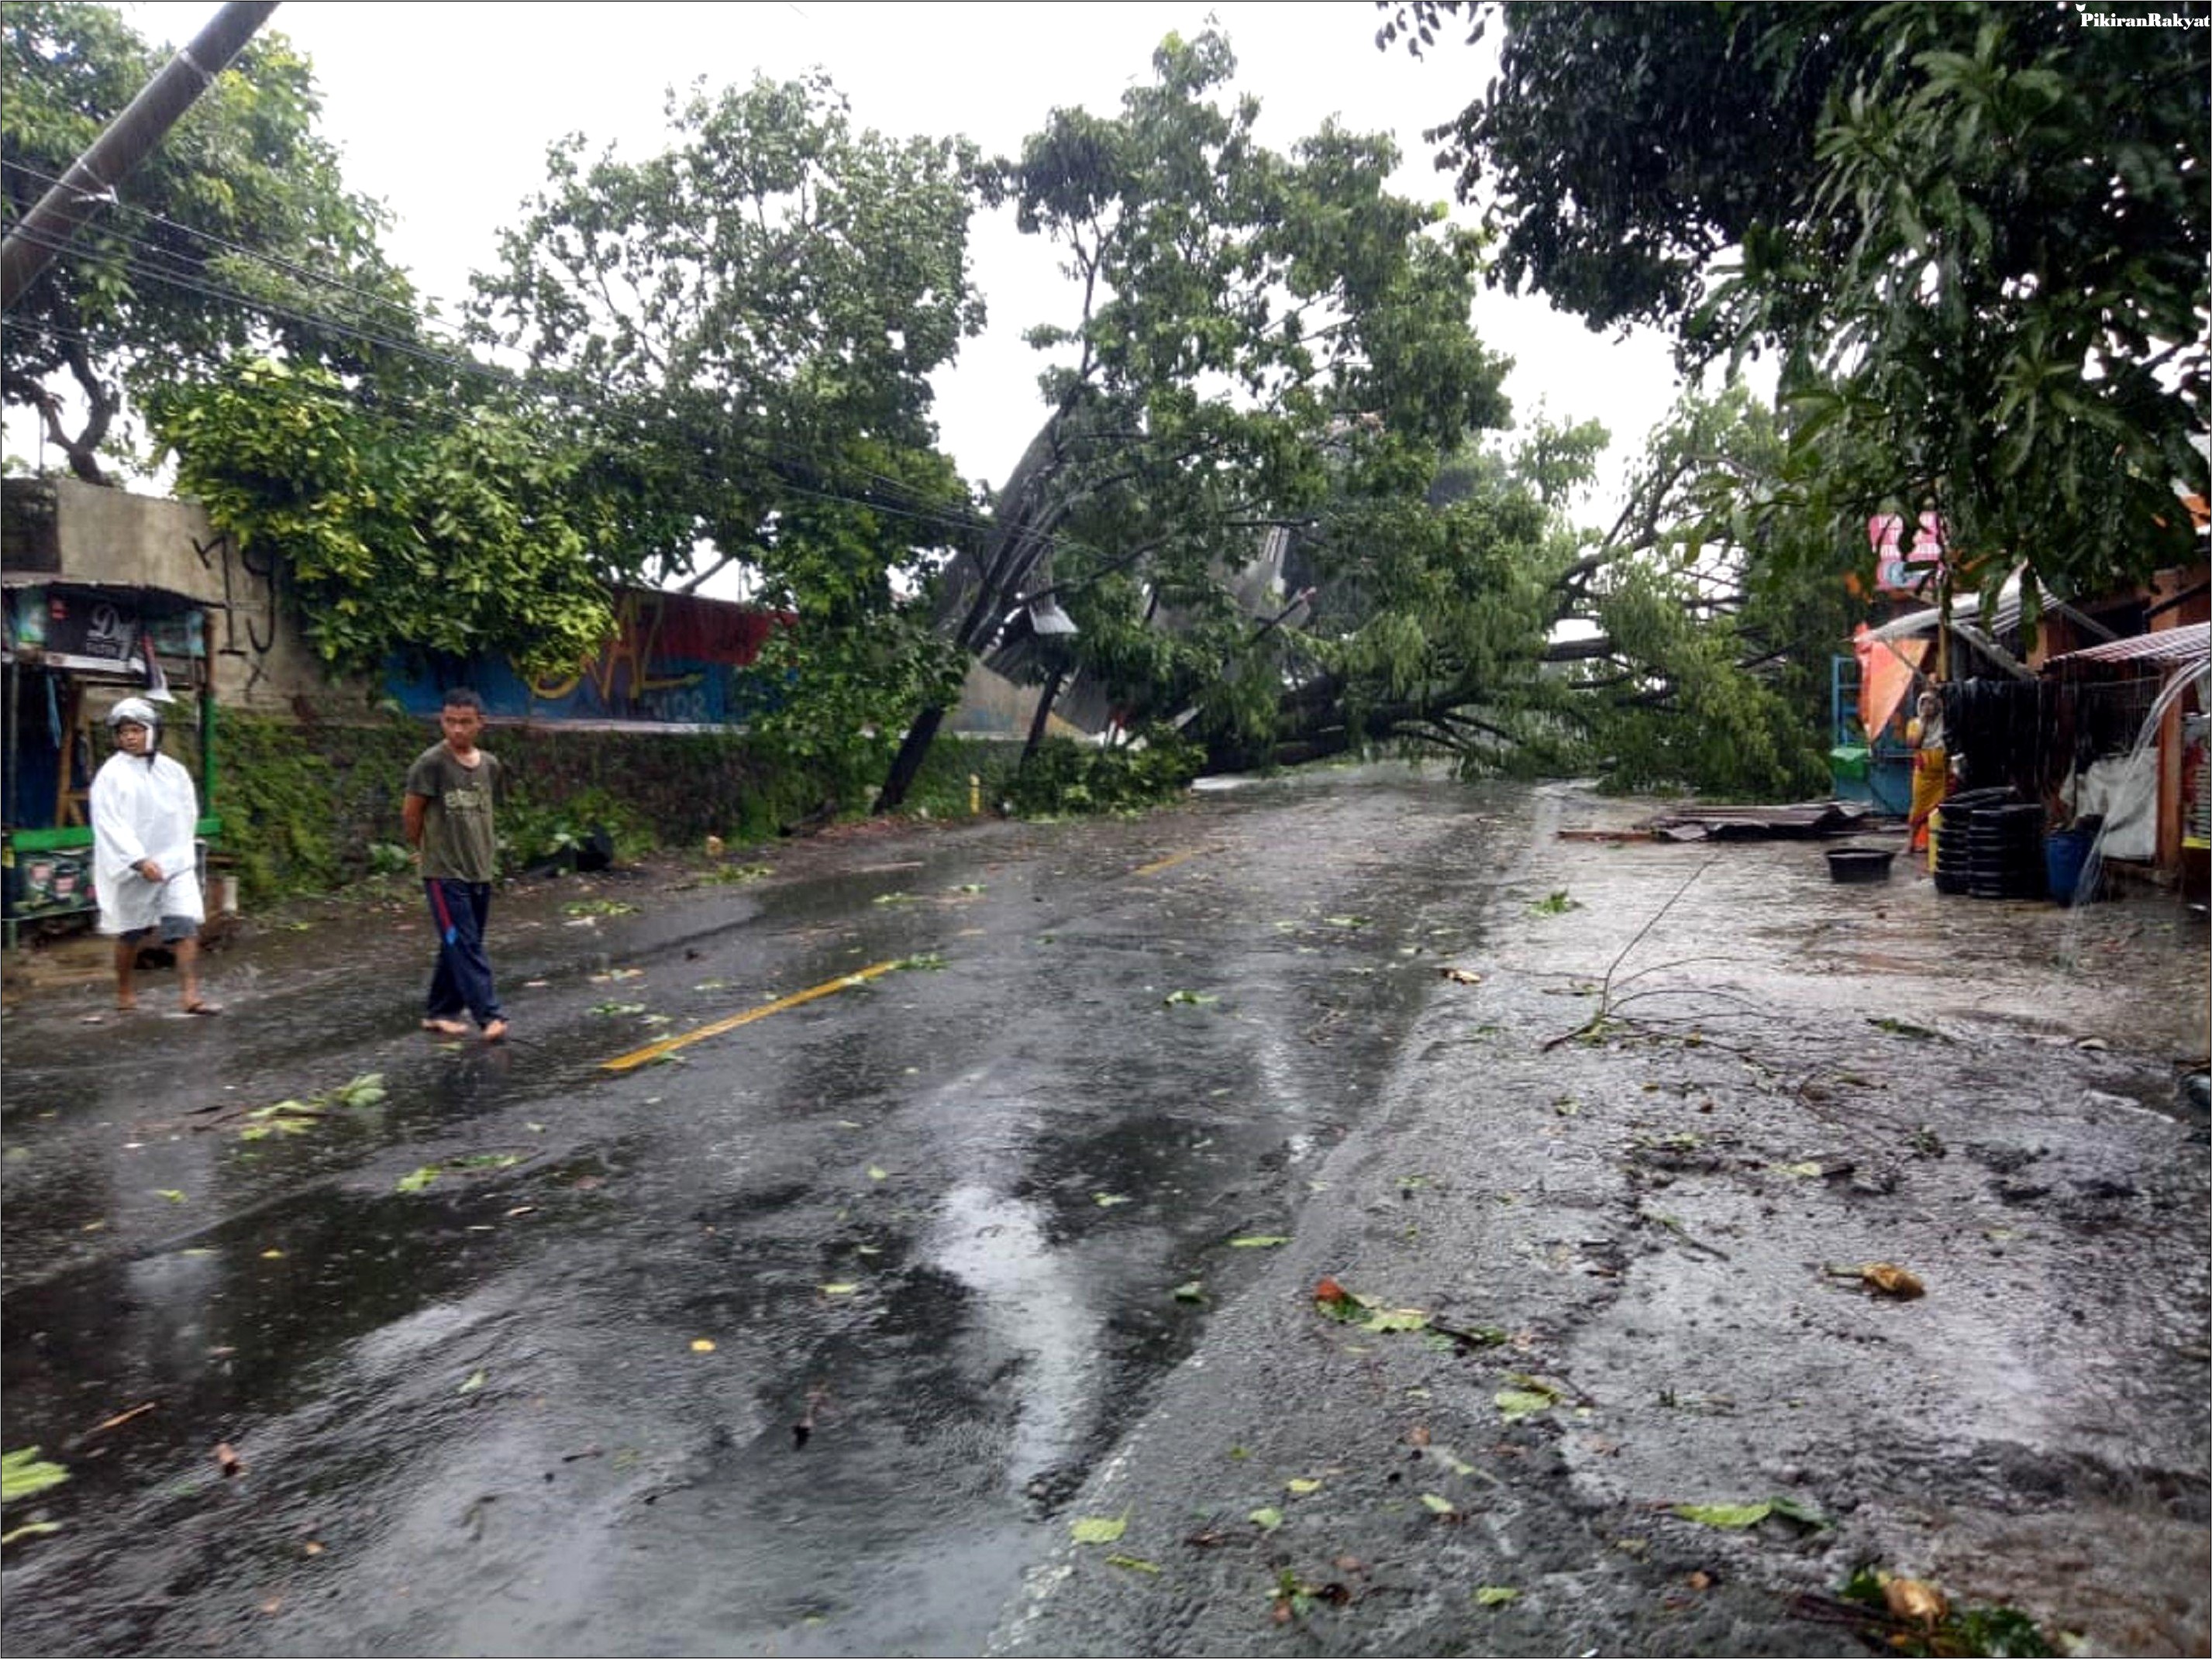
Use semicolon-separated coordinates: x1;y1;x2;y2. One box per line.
1852;625;1928;741
2071;750;2159;862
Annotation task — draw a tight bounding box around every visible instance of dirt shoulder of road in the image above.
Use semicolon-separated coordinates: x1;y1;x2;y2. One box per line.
989;789;2211;1657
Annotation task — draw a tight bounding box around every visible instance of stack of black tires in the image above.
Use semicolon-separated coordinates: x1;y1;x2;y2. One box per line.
1932;787;2046;899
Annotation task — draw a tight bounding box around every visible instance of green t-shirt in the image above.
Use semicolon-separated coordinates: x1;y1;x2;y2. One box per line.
405;744;502;882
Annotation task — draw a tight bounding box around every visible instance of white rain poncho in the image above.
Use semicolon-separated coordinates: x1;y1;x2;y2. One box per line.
89;750;204;935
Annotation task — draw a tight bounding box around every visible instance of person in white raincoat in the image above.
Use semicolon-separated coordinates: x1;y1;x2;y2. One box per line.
89;696;219;1014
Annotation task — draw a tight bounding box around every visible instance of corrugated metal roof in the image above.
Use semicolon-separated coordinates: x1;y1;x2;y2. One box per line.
2042;621;2210;673
1866;577;2036;642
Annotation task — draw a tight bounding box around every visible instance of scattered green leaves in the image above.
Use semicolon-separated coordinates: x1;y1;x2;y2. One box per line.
1070;1513;1128;1545
2;1447;69;1503
1248;1506;1283;1533
1228;1235;1288;1248
1473;1585;1519;1607
326;1074;388;1110
396;1153;521;1194
1163;990;1218;1007
1838;1565;2056;1657
1868;1016;1945;1041
1530;890;1581;915
1361;1307;1432;1334
699;863;774;885
1673;1500;1773;1530
1675;1496;1830;1531
1494;1383;1559;1423
1314;1281;1435;1335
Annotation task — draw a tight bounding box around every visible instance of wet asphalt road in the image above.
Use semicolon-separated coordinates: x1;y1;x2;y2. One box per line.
1;764;1514;1656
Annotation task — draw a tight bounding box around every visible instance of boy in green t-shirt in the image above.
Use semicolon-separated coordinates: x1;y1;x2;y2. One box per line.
402;687;508;1041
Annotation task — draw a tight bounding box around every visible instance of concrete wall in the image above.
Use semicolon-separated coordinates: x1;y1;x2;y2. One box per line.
40;477;345;717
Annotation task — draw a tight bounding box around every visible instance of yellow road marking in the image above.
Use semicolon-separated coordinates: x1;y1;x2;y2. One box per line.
1132;845;1217;877
600;960;904;1072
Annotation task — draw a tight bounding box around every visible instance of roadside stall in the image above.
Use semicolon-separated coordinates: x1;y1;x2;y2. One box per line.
1;578;222;946
2038;620;2210;900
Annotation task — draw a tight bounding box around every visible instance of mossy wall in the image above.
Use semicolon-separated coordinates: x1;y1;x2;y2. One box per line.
195;708;1026;906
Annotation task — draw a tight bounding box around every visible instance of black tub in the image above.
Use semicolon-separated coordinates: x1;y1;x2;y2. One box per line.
1825;846;1897;883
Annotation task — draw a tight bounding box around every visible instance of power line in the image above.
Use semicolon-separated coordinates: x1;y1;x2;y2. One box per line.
1;155;460;345
2;205;1290;583
0;172;1057;520
1;208;991;521
5;282;1004;553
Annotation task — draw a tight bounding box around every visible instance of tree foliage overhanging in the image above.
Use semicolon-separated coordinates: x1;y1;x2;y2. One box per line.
467;69;991;776
872;27;1521;808
1;0;415;484
1380;0;2211;615
9;6;2079;814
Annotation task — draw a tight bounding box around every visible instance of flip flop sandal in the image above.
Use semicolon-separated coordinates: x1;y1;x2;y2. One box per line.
182;1002;223;1017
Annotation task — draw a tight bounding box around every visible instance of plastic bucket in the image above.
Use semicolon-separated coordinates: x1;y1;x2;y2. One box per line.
2045;827;2098;906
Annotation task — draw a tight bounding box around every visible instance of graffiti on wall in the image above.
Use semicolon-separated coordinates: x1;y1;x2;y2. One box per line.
194;525;281;694
384;588;790;727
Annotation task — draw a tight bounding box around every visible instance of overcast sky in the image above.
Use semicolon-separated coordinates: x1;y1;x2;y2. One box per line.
115;0;1690;520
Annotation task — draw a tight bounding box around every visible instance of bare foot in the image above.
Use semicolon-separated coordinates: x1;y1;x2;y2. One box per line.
115;998;137;1013
422;1017;468;1035
481;1019;509;1043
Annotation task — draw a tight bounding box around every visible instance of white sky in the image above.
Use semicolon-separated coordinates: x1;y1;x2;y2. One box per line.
108;0;1689;525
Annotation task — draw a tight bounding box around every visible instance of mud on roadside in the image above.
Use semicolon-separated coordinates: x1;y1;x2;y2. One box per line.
990;793;2210;1658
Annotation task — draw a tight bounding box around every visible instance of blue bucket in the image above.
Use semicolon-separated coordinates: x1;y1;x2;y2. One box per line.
2045;824;2101;906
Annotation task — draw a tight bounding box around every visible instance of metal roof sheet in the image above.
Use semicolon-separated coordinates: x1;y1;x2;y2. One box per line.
2042;621;2210;673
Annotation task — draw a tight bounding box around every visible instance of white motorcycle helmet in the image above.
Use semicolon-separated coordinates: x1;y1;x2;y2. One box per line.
105;696;163;749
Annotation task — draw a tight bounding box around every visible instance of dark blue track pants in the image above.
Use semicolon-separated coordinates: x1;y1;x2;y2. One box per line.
423;878;503;1027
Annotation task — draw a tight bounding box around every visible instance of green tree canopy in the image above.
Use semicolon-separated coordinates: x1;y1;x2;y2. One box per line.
1383;1;2210;613
149;356;618;680
1208;389;1838;800
2;0;416;481
874;27;1514;808
468;70;988;777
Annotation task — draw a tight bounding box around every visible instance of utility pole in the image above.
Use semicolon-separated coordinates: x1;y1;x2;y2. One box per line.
0;2;281;312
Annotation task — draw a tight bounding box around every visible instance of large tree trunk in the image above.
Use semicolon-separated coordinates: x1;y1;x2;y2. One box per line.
873;404;1075;814
1021;666;1066;765
875;704;949;814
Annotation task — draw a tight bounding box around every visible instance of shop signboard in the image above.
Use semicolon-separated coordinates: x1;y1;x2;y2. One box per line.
1868;513;1946;595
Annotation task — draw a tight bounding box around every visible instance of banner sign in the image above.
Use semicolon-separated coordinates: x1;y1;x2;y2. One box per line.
1868;514;1945;594
4;587;205;663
